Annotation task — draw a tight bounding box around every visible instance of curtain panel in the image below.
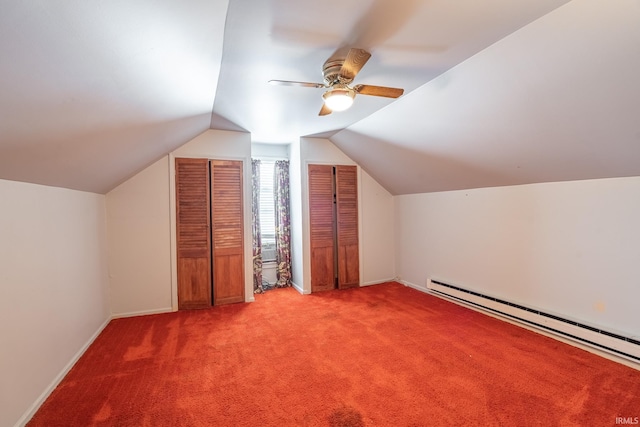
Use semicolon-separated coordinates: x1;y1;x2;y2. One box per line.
251;159;263;293
274;160;292;287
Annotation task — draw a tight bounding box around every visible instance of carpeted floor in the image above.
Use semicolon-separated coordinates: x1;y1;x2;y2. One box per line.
28;282;640;426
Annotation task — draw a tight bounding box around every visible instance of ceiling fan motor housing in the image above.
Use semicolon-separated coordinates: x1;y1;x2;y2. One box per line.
323;58;352;85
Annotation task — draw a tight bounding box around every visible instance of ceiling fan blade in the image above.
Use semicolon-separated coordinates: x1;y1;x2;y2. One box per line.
354;84;404;98
339;48;371;81
269;80;326;88
319;103;332;116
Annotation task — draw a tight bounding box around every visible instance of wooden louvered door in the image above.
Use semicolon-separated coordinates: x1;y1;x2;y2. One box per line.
176;158;212;309
308;164;336;292
210;160;245;305
335;165;359;289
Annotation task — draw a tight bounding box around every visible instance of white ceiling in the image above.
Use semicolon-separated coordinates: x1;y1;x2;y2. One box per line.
1;0;639;195
333;0;640;194
0;0;229;193
211;0;571;142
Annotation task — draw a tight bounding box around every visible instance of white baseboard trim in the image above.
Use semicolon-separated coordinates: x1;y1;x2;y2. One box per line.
399;279;428;293
15;315;112;427
360;278;397;287
407;279;640;371
292;281;308;295
111;307;174;319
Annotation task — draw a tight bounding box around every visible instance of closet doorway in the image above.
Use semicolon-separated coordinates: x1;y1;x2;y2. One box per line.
175;158;245;309
308;164;359;292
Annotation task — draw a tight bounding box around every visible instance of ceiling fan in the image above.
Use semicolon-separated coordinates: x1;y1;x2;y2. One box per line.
269;48;404;116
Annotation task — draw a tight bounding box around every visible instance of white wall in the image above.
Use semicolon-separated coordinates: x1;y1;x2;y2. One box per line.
107;157;172;317
251;142;289;159
106;129;254;315
171;129;254;306
106;133;394;306
288;140;305;292
294;137;395;293
395;177;640;339
298;137;357;294
0;179;110;427
360;170;395;285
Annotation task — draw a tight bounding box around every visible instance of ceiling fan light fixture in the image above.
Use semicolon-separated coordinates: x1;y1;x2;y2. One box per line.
323;85;355;112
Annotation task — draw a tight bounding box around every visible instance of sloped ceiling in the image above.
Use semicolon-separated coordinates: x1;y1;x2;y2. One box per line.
211;0;571;143
0;0;229;194
332;0;640;194
1;1;638;195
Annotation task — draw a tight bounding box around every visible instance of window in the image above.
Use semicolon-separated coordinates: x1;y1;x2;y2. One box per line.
258;160;276;254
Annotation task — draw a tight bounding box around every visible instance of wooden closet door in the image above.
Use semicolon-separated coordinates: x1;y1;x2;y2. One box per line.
176;158;212;309
335;165;359;289
210;160;245;305
308;164;336;292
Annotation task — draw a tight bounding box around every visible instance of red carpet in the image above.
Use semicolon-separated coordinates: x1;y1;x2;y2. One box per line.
28;282;640;426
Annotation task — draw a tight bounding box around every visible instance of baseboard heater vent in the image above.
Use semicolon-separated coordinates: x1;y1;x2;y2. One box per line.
427;279;640;363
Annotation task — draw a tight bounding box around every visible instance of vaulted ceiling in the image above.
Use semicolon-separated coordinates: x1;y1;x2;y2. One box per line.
1;1;639;195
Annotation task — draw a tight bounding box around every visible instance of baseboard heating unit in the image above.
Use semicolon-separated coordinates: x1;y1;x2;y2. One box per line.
427;279;640;363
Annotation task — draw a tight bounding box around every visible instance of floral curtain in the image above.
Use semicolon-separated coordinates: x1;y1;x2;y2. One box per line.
251;159;263;293
274;160;292;287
